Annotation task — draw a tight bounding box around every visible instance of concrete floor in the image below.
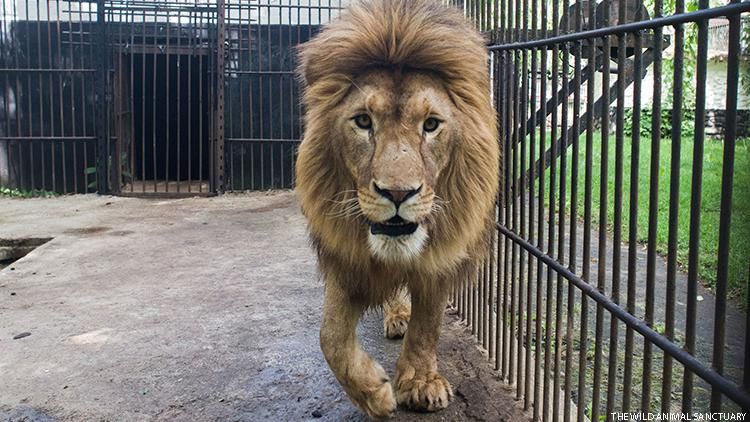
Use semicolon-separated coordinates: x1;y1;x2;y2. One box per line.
0;192;529;421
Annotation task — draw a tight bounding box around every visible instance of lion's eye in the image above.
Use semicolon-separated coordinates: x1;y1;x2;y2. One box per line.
423;117;440;133
353;114;372;130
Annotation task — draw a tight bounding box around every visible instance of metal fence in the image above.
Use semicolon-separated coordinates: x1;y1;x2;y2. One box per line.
223;0;341;191
1;0;748;417
0;0;342;195
453;0;750;418
0;0;100;194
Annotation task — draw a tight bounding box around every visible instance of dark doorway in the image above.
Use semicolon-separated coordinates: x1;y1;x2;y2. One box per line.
116;51;211;195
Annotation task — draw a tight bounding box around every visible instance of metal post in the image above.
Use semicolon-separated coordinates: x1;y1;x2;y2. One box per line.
95;0;108;193
215;0;226;193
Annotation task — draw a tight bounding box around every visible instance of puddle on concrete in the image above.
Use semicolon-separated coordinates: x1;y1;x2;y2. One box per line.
0;237;52;270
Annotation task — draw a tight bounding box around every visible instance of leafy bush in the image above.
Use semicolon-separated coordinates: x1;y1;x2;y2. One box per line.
624;108;696;139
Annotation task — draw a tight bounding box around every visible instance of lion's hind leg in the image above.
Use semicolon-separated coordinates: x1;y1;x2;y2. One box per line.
321;282;397;419
383;286;411;339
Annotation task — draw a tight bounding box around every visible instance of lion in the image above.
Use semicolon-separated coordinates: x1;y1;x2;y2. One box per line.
295;0;499;418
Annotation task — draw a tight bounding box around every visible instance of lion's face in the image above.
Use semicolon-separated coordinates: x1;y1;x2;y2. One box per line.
296;0;499;278
331;70;455;261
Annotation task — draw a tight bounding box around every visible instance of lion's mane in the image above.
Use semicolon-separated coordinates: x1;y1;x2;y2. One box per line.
295;0;500;304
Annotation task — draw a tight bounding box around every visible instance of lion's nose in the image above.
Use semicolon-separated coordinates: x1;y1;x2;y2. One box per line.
373;183;422;206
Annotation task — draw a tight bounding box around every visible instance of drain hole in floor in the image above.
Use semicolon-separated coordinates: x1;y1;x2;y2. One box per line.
0;238;52;270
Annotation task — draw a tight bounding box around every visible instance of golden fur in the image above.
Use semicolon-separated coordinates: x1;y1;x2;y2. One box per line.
295;0;499;417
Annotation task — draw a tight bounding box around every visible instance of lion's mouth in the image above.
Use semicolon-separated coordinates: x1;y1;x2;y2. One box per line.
369;215;419;237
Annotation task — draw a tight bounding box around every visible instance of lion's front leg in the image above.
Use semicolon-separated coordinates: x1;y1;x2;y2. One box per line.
383;286;411;339
394;287;453;412
320;282;396;419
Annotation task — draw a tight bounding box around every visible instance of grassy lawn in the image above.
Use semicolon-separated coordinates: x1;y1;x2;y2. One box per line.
519;129;750;306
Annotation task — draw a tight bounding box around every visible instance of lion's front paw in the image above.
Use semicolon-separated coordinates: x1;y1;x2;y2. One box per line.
344;359;397;419
395;367;453;412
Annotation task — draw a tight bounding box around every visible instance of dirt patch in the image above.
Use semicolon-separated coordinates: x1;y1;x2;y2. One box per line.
63;226;110;235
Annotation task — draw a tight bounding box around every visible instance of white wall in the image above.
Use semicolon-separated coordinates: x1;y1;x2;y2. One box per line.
6;0;350;24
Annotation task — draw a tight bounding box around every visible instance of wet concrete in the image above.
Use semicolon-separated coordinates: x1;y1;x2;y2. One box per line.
0;192;529;421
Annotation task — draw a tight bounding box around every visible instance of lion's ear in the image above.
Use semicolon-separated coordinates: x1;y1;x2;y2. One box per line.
296;37;327;88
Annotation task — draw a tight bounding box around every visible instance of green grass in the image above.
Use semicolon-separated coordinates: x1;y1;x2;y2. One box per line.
0;187;58;198
517;130;750;306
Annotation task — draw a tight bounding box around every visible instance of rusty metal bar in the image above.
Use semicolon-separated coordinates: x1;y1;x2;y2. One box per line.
215;0;225;192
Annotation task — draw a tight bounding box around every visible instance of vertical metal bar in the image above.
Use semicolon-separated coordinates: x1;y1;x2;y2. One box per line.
113;2;124;194
199;1;205;190
36;0;45;191
0;0;7;191
554;27;569;422
544;0;559;416
165;10;171;192
535;0;547;413
622;12;643;413
710;2;740;410
511;0;521;390
46;2;56;192
189;11;195;192
527;0;538;410
229;2;238;190
591;0;611;415
176;12;182;192
662;0;684;412
258;3;264;191
564;1;582;419
81;2;89;192
152;14;158;192
95;0;107;193
1;0;7;188
263;2;271;190
494;0;505;372
518;0;529;402
12;0;25;190
642;0;664;409
7;2;15;188
503;48;513;380
534;0;552;412
272;3;281;189
24;0;34;191
682;0;709;412
129;7;135;193
509;31;519;390
606;0;627;414
56;0;67;193
140;8;146;193
578;0;597;418
216;0;226;192
488;231;495;360
68;4;75;191
494;40;505;373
